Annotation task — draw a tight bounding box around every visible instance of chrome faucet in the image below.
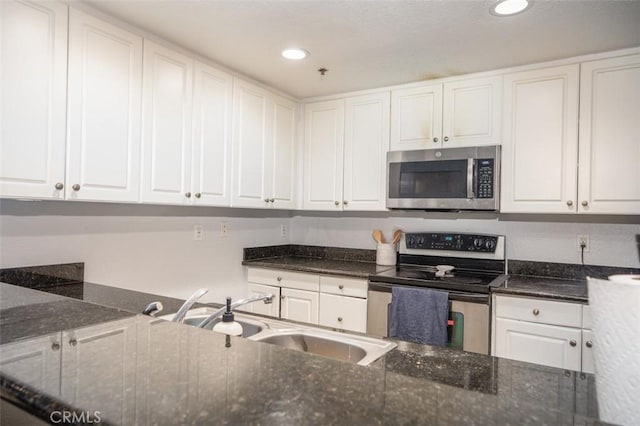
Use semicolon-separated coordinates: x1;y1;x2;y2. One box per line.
197;294;274;329
172;288;209;323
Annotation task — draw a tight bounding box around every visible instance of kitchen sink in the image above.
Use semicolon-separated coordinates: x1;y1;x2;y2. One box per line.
160;307;396;366
158;308;266;338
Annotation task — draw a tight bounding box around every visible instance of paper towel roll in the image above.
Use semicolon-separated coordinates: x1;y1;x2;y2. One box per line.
587;275;640;426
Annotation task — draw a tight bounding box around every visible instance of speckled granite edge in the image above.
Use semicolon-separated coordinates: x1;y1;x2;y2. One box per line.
244;245;376;263
507;259;640;280
0;263;84;289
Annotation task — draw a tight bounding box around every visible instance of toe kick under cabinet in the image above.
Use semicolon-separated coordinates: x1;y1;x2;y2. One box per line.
246;267;368;333
492;295;594;374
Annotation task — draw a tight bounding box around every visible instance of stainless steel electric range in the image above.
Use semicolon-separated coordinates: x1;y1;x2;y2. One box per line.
367;232;507;355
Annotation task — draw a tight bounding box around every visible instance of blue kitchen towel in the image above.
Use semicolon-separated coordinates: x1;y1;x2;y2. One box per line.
389;286;449;346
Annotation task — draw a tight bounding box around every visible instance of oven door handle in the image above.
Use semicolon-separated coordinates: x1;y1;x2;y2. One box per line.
368;282;489;303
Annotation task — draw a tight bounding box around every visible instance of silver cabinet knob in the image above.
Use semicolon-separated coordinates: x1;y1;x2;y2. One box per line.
269;198;275;203
69;339;77;347
264;198;269;203
185;192;191;198
51;342;60;351
532;308;540;316
277;276;282;282
444;136;449;142
334;201;340;206
280;294;285;300
338;284;344;290
195;193;201;199
337;317;343;322
581;200;589;207
343;200;348;205
586;340;593;348
433;137;439;143
566;200;573;207
55;182;64;190
569;339;577;347
72;184;80;191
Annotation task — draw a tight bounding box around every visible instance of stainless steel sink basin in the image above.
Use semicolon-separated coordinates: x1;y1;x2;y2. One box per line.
252;331;367;364
158;308;265;338
161;307;396;366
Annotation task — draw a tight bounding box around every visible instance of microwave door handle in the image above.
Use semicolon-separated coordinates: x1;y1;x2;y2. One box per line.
466;158;474;199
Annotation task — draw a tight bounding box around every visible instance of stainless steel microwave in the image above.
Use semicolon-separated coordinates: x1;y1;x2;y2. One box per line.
386;145;501;211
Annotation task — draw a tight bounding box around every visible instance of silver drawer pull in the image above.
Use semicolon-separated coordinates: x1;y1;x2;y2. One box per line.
570;339;577;347
586;340;593;348
338;284;344;290
532;308;540;316
337;317;343;322
277;276;282;282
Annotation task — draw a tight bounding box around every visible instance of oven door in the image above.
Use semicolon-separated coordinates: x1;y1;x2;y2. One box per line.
367;282;490;355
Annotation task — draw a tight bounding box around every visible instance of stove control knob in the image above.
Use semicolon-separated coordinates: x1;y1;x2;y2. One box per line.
485;239;496;250
473;238;483;249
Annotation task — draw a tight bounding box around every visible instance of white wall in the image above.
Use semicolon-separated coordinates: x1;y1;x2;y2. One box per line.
290;212;640;269
0;200;291;303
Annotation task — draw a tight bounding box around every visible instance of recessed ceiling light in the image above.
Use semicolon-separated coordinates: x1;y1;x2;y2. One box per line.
490;0;531;16
281;48;309;60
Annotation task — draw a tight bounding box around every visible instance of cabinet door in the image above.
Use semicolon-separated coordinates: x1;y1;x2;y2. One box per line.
141;40;193;204
319;293;367;333
66;9;142;202
232;79;271;208
191;61;233;206
578;54;640;214
390;83;442;151
303;99;345;210
0;332;61;396
442;76;501;148
494;317;582;371
0;0;67;199
582;329;595;374
269;95;297;209
281;288;319;325
61;318;138;424
343;92;390;211
247;283;280;317
500;65;579;213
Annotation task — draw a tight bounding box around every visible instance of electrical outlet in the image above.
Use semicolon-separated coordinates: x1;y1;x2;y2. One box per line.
280;224;287;238
220;223;228;237
194;225;203;241
577;234;590;252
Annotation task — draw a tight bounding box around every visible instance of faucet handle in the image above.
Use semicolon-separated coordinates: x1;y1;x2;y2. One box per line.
142;301;164;316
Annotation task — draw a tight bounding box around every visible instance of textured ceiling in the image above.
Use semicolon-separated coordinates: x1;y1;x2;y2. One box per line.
81;0;640;99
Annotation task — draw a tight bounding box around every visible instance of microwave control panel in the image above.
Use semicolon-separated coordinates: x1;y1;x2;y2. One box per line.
405;232;498;253
475;159;494;199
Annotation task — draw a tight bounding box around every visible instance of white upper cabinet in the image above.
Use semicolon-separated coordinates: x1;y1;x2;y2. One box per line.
343;92;390;210
191;61;233;206
304;92;389;211
578;54;640;214
66;9;142;202
500;65;579;213
0;0;68;199
390;76;501;151
390;83;442;151
303;99;345;210
269;95;297;209
140;40;193;204
232;79;270;208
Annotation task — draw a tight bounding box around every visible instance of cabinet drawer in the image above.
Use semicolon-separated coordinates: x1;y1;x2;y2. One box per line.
318;293;367;333
319;276;367;298
495;296;582;328
247;268;319;292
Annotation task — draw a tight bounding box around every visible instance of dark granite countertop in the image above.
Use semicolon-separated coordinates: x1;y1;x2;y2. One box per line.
242;244;394;278
492;275;589;303
1;279;601;425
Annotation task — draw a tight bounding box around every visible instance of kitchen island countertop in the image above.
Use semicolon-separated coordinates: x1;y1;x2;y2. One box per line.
0;280;601;425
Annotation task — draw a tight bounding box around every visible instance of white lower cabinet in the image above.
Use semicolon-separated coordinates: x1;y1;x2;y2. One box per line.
494;317;582;371
247;283;281;317
246;267;368;332
493;295;592;373
319;293;367;333
281;288;319;324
